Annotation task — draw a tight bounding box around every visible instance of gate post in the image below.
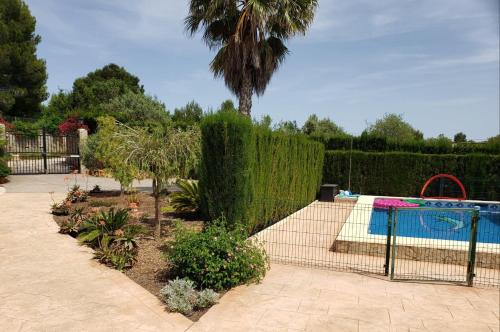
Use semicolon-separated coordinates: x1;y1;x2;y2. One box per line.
0;123;5;140
42;128;48;174
466;207;480;287
77;128;88;174
384;207;393;276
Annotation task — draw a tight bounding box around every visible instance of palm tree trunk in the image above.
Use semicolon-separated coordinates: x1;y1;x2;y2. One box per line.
239;71;252;116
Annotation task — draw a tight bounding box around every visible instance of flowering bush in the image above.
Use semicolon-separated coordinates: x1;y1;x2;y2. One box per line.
164;218;269;290
58;117;89;135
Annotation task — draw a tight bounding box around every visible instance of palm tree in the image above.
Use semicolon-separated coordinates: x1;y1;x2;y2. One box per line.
186;0;318;116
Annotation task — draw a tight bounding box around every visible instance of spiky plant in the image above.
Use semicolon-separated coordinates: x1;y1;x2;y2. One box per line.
186;0;318;116
170;180;200;213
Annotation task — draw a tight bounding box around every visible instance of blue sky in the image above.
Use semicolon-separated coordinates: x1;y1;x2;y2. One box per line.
26;0;499;140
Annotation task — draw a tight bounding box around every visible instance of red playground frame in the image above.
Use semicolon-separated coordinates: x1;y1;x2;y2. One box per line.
420;174;467;200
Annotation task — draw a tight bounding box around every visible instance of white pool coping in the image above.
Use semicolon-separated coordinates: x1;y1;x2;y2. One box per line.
337;195;500;254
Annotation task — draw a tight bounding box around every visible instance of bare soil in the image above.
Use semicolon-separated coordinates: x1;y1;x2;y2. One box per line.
52;190;209;321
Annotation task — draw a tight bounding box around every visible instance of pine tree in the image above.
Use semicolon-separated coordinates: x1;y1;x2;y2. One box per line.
0;0;48;117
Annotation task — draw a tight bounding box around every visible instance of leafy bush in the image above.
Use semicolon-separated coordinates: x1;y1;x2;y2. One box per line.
164;219;269;291
170;180;199;213
323;150;500;201
0;162;10;180
78;208;131;246
11;120;39;137
200;111;324;232
160;278;219;315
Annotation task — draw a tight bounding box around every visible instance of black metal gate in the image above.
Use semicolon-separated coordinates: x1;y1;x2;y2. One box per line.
5;129;81;174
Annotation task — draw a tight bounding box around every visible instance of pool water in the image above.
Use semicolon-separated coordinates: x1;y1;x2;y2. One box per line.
368;206;500;244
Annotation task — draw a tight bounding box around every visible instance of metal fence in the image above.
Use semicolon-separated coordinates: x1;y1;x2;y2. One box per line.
5;130;80;174
253;200;500;287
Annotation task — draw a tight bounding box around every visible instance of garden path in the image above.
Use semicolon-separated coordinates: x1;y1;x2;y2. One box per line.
0;192;193;331
189;263;499;332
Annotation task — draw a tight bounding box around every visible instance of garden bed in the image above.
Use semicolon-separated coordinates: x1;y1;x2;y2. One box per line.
52;190;212;321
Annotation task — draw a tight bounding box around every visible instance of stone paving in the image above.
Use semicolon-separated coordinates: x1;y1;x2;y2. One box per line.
0;192;192;332
191;264;499;332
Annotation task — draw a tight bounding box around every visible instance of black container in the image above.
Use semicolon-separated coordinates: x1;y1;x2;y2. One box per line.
319;184;339;202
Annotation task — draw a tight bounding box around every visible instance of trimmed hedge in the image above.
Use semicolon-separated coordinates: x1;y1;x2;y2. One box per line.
311;133;500;155
323;150;500;201
200;112;324;232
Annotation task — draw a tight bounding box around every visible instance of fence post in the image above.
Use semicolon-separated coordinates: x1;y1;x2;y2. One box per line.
384;207;393;276
77;128;88;174
390;208;398;280
466;207;480;287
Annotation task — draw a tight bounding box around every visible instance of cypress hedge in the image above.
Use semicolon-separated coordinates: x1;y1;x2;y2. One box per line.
200;112;324;232
323;150;500;201
312;134;500;155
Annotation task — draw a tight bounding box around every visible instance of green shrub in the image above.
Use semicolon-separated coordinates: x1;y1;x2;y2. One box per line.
11;120;40;137
311;133;500;154
0;159;10;180
199;111;324;232
160;278;219;315
323;150;500;201
170;180;200;213
164;219;269;291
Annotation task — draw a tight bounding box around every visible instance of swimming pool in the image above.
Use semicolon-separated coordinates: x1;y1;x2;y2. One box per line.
368;202;500;244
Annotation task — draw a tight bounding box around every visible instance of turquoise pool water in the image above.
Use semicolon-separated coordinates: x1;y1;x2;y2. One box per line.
368;202;500;244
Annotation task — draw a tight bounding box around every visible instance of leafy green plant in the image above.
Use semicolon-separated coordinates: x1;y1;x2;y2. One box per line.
159;278;219;315
164;218;269;291
170;180;199;213
77;208;131;246
78;208;143;270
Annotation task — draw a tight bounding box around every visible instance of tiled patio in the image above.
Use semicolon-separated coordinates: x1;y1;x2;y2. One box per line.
190;263;499;332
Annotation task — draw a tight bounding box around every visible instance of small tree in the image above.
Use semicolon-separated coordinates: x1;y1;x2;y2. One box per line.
366;113;422;141
454;132;467;143
113;125;201;237
91;117;139;194
302;114;345;136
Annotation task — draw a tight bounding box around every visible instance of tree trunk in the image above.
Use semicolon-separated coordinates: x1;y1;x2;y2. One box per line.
239;71;252;117
153;178;161;238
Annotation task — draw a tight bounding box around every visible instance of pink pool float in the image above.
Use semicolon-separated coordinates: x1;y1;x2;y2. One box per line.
373;198;419;209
